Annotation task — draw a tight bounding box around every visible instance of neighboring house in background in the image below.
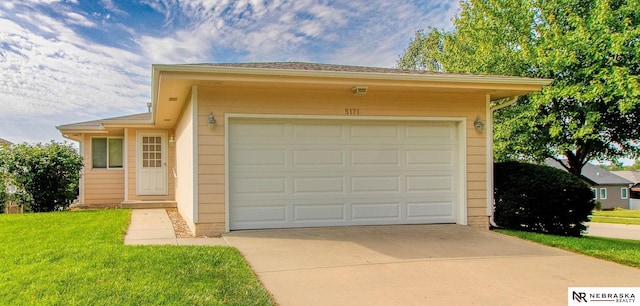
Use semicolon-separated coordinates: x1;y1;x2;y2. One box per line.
58;62;550;236
0;138;12;145
611;170;640;210
546;159;632;209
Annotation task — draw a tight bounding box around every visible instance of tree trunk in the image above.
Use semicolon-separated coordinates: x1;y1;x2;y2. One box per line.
565;150;585;177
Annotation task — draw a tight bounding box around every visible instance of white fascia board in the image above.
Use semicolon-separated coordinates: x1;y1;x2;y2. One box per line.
152;64;553;88
150;67;161;125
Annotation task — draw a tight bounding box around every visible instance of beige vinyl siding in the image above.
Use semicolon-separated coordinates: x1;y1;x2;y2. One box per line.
174;91;196;233
125;128;176;201
194;85;487;234
82;134;125;206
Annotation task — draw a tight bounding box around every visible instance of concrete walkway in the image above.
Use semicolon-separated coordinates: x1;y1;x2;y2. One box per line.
586;222;640;240
123;209;228;246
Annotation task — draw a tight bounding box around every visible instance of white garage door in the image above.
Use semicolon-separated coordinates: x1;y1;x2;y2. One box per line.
229;118;459;230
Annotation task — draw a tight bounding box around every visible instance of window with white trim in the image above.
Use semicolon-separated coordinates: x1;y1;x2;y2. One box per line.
599;188;607;200
92;137;123;169
591;188;597;199
621;187;629;199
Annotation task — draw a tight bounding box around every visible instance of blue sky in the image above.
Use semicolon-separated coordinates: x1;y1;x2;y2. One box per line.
0;0;459;144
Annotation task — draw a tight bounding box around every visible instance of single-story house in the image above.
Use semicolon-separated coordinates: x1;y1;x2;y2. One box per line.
57;63;551;236
547;159;632;209
611;170;640;210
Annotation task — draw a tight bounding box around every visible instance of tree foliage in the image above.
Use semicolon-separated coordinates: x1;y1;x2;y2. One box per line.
600;159;640;171
398;0;640;176
0;142;83;212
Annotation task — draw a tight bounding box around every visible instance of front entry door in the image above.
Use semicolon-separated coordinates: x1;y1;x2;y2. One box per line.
137;132;168;195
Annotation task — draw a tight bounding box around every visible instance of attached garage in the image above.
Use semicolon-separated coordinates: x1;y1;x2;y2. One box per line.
228;117;464;230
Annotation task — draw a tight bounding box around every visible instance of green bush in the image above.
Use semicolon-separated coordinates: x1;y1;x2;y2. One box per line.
494;161;595;237
594;201;602;211
0;142;83;212
0;176;5;213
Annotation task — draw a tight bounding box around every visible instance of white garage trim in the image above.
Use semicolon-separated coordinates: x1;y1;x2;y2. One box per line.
224;114;467;232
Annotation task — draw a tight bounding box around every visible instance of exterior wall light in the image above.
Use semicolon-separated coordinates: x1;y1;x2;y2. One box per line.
474;116;485;131
168;136;176;147
208;112;217;128
352;86;368;96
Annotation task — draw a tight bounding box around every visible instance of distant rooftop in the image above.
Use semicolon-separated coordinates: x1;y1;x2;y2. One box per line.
612;171;640;184
546;159;632;185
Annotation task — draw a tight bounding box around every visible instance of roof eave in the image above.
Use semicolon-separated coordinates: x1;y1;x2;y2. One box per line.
152;64;553;88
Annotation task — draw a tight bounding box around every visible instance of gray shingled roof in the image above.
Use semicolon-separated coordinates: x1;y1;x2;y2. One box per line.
191;62;442;74
57;112;152;131
189;62;542;80
612;171;640;184
546;159;632;185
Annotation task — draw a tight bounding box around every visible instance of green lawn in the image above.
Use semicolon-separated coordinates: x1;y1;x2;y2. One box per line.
496;229;640;268
591;209;640;225
0;210;273;305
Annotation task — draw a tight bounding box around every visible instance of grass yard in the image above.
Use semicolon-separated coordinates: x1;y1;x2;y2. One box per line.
0;210;273;305
496;229;640;268
591;209;640;225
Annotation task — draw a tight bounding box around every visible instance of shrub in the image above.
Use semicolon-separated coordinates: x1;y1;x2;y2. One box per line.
0;176;5;213
0;142;83;212
494;161;595;237
594;201;602;211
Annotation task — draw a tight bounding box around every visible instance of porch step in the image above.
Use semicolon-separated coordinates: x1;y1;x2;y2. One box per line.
120;200;177;209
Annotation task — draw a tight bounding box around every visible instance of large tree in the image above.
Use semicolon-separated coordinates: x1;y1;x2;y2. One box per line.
398;0;640;176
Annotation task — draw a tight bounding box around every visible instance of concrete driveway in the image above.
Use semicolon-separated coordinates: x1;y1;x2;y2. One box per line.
224;225;640;306
586;222;640;240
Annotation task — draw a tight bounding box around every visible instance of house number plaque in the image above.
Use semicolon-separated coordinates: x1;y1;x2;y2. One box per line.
345;108;360;115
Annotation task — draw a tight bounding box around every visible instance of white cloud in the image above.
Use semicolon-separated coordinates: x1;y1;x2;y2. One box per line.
0;6;149;123
0;0;459;144
65;12;95;27
136;29;213;63
99;0;129;16
135;0;458;66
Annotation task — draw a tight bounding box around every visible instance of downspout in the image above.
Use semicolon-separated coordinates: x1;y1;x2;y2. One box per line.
488;96;519;228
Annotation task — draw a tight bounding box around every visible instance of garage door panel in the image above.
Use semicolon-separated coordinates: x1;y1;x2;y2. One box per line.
233;149;286;166
350;125;399;138
294;204;345;222
407;201;455;221
351;176;400;193
229;118;460;230
352;202;401;220
405;124;455;140
406;175;454;192
293;177;345;193
351;149;399;165
230;122;286;138
293;123;344;138
232;177;286;194
406;149;455;166
232;205;287;223
293;149;344;166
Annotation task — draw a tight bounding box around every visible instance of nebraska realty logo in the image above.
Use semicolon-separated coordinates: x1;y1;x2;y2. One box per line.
569;287;639;305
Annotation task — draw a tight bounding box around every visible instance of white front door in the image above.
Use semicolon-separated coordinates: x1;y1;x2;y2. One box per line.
137;132;168;195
